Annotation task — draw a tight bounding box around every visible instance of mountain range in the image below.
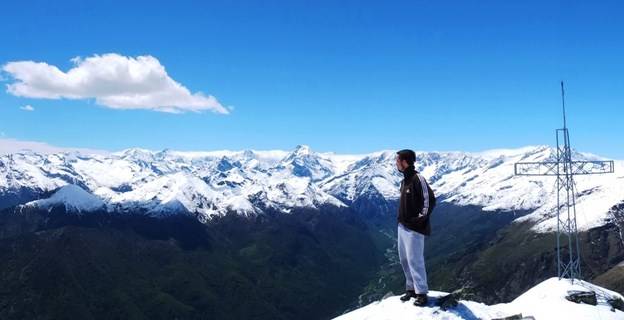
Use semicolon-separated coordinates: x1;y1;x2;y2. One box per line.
2;144;622;232
1;144;623;319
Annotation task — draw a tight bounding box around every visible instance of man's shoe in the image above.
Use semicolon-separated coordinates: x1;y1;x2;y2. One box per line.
400;290;416;302
413;294;428;306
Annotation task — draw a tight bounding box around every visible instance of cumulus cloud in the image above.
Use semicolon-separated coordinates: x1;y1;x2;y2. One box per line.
2;53;229;114
20;104;34;111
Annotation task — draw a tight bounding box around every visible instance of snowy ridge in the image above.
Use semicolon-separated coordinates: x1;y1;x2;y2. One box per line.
1;145;622;230
27;184;105;213
334;277;624;320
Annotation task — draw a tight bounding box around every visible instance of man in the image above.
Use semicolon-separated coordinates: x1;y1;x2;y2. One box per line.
395;149;436;306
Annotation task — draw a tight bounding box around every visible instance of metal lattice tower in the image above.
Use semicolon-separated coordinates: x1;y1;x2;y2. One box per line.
514;81;614;280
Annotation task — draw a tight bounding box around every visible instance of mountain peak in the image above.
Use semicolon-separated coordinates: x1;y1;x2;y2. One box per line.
292;144;312;156
117;147;154;158
242;149;256;159
27;184;105;212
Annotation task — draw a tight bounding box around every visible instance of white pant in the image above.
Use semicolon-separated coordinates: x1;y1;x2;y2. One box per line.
397;223;428;294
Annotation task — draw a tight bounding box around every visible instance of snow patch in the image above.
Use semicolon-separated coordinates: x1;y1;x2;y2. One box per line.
335;277;624;320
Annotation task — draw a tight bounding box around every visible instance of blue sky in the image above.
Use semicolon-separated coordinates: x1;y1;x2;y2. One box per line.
0;1;623;158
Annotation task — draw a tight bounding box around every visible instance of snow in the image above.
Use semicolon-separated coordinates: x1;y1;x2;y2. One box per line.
516;160;624;232
28;184;105;212
1;145;622;229
335;277;624;320
106;172;223;217
115;147;289;164
320;151;403;202
499;277;624;320
473;145;551;159
334;291;498;320
426;147;624;232
69;156;139;189
0;153;66;192
321;153;368;175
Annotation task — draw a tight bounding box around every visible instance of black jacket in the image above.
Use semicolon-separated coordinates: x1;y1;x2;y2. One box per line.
397;165;436;236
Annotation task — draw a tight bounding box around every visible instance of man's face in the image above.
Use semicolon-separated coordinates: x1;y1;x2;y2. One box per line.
396;155;408;172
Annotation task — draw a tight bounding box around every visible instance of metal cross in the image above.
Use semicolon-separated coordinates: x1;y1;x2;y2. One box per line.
514;82;614;280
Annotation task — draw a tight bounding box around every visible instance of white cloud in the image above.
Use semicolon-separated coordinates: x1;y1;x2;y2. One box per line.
2;53;229;114
20;104;34;111
0;138;108;155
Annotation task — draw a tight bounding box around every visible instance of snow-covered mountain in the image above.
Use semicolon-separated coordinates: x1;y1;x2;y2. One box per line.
334;277;624;320
1;145;622;232
27;184;106;212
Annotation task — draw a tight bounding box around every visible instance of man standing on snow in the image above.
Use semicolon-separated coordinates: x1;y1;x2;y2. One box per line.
395;149;436;306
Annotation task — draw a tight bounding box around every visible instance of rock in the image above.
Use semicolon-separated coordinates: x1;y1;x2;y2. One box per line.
608;297;624;312
565;290;597;305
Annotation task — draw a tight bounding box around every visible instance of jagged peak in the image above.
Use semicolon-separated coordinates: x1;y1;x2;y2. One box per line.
287;144;313;159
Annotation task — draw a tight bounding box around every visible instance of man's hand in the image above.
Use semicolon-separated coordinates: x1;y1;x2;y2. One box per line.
409;213;428;226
